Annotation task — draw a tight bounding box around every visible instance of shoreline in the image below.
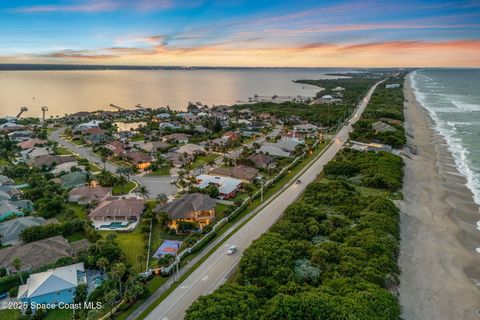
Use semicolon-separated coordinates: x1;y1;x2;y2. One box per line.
398;75;480;319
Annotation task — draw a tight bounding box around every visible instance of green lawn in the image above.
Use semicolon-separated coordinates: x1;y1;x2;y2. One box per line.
187;154;219;170
71;139;84;146
131;134;145;142
148;166;171;176
53;203;87;222
44;309;73;320
101;228;146;272
215;203;230;219
112;181;137;195
65;231;87;242
55;146;74;155
0;309;20;320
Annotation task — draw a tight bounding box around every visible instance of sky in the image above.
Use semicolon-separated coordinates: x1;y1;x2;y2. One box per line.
0;0;479;67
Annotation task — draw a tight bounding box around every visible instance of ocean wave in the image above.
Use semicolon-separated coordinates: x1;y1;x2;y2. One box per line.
450;100;480;112
410;71;480;207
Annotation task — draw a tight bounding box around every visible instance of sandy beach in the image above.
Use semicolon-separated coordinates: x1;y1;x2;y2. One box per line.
398;76;480;319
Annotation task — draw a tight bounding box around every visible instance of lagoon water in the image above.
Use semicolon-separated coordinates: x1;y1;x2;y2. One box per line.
0;68;343;118
411;69;480;206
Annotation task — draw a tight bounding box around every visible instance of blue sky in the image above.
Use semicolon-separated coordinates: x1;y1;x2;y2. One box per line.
1;0;479;66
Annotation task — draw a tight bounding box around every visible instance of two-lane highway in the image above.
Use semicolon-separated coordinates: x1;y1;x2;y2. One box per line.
143;80;383;320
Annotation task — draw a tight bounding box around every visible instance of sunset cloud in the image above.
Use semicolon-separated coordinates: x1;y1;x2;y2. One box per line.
1;0;479;67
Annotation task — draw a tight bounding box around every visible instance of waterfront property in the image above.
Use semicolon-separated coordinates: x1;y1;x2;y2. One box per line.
155;193;216;232
18;262;87;307
89;198;145;231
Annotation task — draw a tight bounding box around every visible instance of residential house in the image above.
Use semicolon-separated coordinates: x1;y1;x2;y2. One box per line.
50;161;83;176
69;186;112;205
164;152;193;168
257;139;302;157
124;151;153;170
0;185;22;200
222;131;240;141
18;263;87;307
28;155;77;168
0;236;79;273
293;123;320;136
134;141;170;154
17;139;47;150
0;175;14;186
105;141;127;156
74;120;103;132
8;130;33;142
84;133;110;145
247;154;275;169
20;147;52;161
0;123;24;133
386;83;401;89
89;198;145;224
281;132;305;144
161;133;190;144
175;143;206;156
154;193;216;231
209;165;259;183
196;174;242;199
0;200;24;222
0;216;52;246
372;121;397;133
55;172;87;189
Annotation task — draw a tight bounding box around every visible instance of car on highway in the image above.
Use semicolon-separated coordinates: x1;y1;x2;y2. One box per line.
226;245;237;255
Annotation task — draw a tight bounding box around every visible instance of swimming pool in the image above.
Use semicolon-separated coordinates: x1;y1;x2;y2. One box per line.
99;221;128;229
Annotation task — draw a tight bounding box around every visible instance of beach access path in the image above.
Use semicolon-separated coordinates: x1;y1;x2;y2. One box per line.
398;77;480;320
140;80;384;320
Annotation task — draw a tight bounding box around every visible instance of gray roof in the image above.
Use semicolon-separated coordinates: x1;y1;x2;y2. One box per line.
155;193;216;220
0;216;47;245
0;236;74;272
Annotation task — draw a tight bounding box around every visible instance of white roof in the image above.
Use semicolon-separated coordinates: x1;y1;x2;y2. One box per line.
196;174;242;195
78;120;103;128
18;262;85;299
50;161;82;175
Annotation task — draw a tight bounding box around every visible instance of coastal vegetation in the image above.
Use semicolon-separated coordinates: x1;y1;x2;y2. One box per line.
232;77;377;128
350;77;406;148
185;78;406;320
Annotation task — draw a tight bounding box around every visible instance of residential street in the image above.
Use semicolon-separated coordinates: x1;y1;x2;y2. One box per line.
142;81;383;320
49;129;178;197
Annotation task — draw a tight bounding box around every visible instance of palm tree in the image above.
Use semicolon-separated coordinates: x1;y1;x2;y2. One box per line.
111;262;126;294
136;186;150;199
13;257;24;284
96;257;109;275
156;193;168;204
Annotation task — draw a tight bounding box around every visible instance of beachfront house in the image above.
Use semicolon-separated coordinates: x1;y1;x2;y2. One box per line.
18;263;87;307
155;193;216;232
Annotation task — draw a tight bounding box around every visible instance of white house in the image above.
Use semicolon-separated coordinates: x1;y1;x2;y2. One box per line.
74;120;103;131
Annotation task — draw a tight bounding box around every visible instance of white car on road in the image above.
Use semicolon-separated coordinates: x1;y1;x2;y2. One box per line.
226;245;237;255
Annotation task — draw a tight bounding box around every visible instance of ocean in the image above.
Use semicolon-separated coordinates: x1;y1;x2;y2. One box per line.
0;68;345;118
411;69;480;207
